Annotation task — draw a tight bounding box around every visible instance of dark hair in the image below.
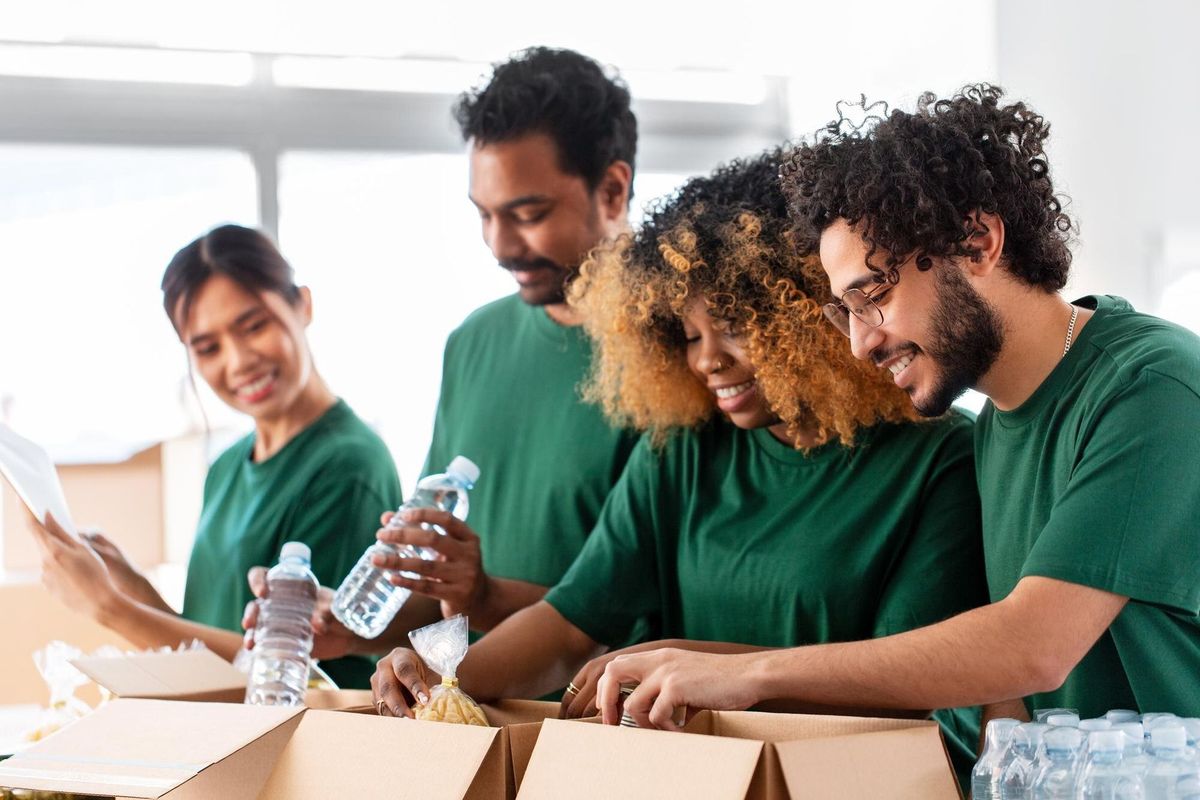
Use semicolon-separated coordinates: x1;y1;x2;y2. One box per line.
781;84;1074;291
454;46;638;199
161;224;301;335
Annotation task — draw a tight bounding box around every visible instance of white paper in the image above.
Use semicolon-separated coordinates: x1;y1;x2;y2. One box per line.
0;423;78;538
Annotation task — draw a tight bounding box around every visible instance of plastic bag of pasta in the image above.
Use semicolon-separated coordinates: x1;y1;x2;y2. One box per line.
408;615;489;726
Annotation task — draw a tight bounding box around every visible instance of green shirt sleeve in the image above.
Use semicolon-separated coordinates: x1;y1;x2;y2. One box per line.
544;437;664;647
872;419;989;638
1020;371;1200;614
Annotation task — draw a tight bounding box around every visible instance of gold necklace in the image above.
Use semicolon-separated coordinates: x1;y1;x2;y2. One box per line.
1063;304;1080;356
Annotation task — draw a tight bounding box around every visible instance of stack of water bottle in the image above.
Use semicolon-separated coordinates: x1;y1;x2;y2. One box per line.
972;708;1200;799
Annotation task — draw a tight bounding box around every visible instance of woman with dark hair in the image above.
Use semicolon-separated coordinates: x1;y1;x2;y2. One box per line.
366;148;991;786
29;224;402;688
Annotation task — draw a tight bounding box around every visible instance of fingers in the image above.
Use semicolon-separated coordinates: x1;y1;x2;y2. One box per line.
380;510;395;527
37;512;75;547
371;649;431;718
375;524;447;551
398;509;477;542
242;598;261;633
596;668;624;726
246;566;269;598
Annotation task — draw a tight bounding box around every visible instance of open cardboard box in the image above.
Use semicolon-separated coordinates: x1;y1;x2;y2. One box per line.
516;711;962;800
0;695;560;799
70;648;248;703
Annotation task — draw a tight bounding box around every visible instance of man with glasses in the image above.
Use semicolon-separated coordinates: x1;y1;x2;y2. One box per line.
594;84;1200;730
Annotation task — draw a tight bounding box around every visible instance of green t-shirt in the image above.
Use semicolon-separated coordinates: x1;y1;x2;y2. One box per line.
182;399;402;689
545;414;987;780
422;294;640;588
977;295;1200;718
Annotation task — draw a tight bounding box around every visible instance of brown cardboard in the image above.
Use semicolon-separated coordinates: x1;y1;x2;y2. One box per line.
70;649;247;703
517;711;961;800
301;688;374;710
0;579;133;705
0;698;302;798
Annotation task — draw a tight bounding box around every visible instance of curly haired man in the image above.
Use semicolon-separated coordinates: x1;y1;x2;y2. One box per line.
598;85;1200;733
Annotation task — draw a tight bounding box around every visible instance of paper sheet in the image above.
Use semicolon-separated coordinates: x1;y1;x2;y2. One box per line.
0;423;78;538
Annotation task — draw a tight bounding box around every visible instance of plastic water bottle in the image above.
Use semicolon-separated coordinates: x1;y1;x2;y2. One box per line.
1146;725;1198;799
245;542;318;706
332;456;480;639
1079;730;1140;800
1036;708;1080;724
1117;722;1152;779
1000;722;1048;799
1046;713;1081;728
973;718;1020;800
1032;726;1083;799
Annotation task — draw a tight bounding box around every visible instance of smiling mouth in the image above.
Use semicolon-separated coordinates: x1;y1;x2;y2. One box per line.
887;353;914;376
715;380;755;399
235;373;276;401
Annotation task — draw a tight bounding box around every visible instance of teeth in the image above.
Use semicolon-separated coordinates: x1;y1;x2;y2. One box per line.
888;354;914;376
237;374;274;396
715;381;754;399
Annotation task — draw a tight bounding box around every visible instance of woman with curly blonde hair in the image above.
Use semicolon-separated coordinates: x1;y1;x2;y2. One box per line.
370;147;986;787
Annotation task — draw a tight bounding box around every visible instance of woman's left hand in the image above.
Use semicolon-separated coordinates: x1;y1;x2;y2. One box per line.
28;511;121;621
559;648;624;719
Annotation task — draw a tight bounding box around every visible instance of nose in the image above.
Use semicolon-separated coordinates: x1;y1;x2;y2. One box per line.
695;337;728;375
484;217;525;262
225;336;258;377
847;315;885;362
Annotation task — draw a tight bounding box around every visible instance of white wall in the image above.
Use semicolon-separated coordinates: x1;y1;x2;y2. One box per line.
997;0;1200;319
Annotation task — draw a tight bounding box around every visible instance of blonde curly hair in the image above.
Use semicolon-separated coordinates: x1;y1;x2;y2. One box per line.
568;147;919;448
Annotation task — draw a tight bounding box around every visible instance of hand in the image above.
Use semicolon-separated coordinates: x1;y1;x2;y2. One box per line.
596;648;761;730
80;529;154;604
560;650;622;719
374;509;488;620
243;566;360;660
371;647;433;718
28;512;121;622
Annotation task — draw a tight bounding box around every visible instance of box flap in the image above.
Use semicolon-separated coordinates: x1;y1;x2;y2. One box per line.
258;710;500;800
775;725;960;800
71;650;246;702
0;699;300;798
705;710;932;743
517;717;763;799
302;689;375;710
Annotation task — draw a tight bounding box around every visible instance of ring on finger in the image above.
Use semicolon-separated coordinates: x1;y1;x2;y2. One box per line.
376;699;387;715
565;681;581;695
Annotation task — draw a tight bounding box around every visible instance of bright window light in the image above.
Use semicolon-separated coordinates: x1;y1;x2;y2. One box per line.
0;43;253;85
272;56;491;94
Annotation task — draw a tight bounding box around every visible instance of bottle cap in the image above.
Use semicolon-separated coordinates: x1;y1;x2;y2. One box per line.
1079;718;1112;732
1044;726;1083;751
1151;724;1187;750
1114;722;1144;744
280;541;311;563
988;718;1020;743
1034;707;1079;723
1088;730;1125;753
1106;709;1140;723
446;456;480;487
1046;714;1080;727
1012;722;1047;748
1183;719;1200;746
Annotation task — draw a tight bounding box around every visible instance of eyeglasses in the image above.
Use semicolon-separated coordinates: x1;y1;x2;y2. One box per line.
823;268;901;337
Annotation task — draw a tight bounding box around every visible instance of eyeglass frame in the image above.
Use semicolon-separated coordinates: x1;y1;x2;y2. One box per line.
822;266;904;337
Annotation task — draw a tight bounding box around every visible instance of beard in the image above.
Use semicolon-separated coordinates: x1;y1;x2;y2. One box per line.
499;257;571;306
913;266;1006;417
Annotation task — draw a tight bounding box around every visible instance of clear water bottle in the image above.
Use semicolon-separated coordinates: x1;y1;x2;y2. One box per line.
1108;710;1142;724
1032;726;1083;800
1079;730;1140;800
1116;722;1152;779
1146;725;1198;799
973;718;1020;800
1000;722;1048;800
245;542;319;707
1046;713;1081;728
1035;708;1080;724
332;456;480;639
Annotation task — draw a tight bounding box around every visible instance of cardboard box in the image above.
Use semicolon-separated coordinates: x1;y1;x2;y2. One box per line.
516;711;961;800
70;649;247;703
0;698;562;799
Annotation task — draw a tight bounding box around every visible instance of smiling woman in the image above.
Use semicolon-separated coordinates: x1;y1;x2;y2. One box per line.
28;225;403;689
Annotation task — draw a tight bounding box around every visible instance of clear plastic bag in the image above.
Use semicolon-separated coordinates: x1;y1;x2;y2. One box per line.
408;615;489;726
22;641;92;742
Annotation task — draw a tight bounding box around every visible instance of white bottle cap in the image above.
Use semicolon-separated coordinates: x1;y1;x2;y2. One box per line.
1151;724;1187;750
1089;730;1125;753
1079;718;1112;732
1046;714;1080;727
446;456;480;486
1115;722;1144;743
1106;709;1140;723
280;541;311;563
1044;726;1083;751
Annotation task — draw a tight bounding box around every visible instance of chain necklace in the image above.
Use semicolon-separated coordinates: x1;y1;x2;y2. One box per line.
1062;304;1080;356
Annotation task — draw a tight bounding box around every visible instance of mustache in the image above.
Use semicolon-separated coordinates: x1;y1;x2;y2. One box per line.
499;258;562;273
871;343;919;368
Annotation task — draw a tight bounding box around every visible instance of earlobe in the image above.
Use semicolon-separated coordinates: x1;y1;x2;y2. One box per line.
298;286;314;326
965;211;1005;277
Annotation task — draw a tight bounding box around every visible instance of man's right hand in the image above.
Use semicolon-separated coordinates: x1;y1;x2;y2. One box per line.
371;647;433;718
243;566;361;661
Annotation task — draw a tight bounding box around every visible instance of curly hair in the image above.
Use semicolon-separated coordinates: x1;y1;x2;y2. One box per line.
454;47;637;200
781;84;1074;291
569;147;918;449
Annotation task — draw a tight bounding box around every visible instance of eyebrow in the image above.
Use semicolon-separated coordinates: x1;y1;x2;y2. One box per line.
187;307;265;346
469;194;553;213
837;273;878;295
